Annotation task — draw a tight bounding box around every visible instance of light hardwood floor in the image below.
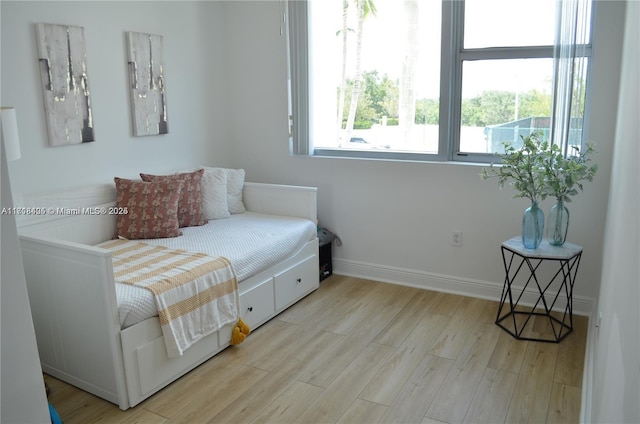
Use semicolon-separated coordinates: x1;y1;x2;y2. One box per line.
45;275;588;423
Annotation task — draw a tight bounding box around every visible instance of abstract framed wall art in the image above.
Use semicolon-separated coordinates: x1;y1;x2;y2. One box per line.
35;23;95;146
126;31;168;136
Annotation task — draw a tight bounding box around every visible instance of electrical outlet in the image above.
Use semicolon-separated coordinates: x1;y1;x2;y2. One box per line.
452;231;462;247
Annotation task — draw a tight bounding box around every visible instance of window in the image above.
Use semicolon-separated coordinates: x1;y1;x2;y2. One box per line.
287;0;592;162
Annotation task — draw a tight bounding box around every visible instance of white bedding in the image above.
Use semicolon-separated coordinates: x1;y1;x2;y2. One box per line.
113;212;317;328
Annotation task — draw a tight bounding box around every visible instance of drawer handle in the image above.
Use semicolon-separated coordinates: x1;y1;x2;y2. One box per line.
247;306;253;312
296;278;302;284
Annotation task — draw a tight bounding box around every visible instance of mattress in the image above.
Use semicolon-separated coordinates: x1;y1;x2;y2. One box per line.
112;212;317;329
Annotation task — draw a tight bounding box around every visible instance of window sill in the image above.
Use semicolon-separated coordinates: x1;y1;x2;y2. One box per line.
309;148;496;166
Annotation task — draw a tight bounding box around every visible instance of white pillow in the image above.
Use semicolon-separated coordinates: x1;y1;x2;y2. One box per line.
201;167;247;214
200;167;230;220
226;168;246;214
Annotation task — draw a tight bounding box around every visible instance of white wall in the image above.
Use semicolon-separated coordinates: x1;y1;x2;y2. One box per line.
222;1;624;311
588;0;640;422
1;1;232;197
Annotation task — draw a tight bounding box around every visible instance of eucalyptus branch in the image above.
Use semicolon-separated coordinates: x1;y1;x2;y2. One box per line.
542;143;598;202
481;131;597;204
481;132;547;203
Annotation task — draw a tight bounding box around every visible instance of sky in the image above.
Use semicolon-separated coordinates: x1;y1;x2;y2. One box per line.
311;0;558;99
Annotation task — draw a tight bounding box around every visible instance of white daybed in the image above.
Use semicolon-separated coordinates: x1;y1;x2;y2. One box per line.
18;182;319;410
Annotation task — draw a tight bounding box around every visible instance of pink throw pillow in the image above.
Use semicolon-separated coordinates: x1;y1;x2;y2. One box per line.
114;177;182;239
140;169;206;228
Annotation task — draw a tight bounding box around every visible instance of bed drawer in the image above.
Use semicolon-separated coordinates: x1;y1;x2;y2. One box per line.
134;329;220;399
239;278;275;329
274;255;318;311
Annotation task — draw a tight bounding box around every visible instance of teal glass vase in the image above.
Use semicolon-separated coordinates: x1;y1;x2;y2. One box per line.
522;201;544;249
547;199;570;246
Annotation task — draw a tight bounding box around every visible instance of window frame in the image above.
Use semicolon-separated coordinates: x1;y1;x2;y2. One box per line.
288;0;593;163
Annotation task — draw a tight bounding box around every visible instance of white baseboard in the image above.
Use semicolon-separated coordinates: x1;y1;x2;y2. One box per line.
333;258;594;317
580;312;596;423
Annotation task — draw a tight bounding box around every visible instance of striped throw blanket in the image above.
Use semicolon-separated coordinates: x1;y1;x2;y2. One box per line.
98;239;239;358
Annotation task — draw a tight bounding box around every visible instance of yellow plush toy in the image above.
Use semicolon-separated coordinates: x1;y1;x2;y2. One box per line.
230;318;251;345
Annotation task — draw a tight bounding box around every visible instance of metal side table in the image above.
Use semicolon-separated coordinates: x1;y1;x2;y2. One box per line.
496;237;582;343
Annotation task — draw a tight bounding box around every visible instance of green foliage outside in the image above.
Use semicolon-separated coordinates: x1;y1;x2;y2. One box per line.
338;71;554;128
